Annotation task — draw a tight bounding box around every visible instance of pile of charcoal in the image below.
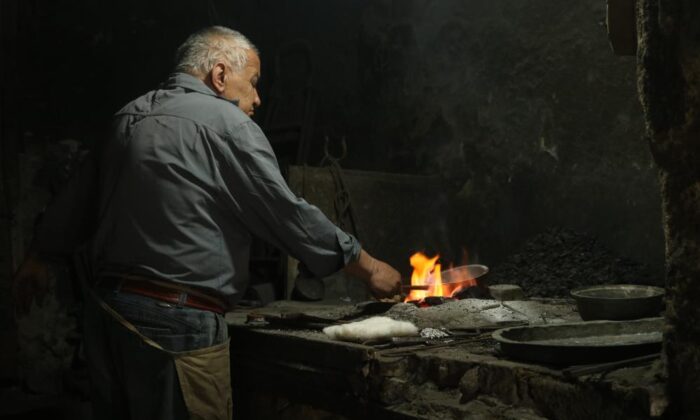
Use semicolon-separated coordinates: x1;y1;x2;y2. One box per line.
487;228;658;298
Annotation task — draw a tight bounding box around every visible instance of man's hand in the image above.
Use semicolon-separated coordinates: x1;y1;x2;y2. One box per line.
345;249;402;299
12;254;51;316
365;258;402;298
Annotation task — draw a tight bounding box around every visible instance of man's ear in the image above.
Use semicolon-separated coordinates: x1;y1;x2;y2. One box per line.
209;62;227;94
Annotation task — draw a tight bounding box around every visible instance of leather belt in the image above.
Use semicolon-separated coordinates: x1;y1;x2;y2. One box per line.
99;276;227;315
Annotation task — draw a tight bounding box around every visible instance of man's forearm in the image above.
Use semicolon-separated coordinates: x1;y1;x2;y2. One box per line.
344;249;402;298
343;249;376;281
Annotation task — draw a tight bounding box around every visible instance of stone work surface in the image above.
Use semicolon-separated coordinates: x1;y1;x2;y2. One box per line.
370;348;667;419
385;299;580;329
230;301;667;418
228;306;667;419
637;0;700;418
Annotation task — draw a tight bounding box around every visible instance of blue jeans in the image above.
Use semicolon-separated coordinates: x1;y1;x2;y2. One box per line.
83;287;228;420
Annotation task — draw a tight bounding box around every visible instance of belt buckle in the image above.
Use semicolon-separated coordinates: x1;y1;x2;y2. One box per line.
177;291;188;307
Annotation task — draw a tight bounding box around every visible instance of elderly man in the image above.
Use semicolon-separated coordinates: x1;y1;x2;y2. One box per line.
13;26;401;419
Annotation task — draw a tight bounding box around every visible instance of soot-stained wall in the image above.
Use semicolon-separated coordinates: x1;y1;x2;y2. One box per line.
9;0;662;268
230;0;663;270
351;1;663;269
638;0;700;416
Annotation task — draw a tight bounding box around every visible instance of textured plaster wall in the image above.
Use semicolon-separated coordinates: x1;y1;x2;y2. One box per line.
637;0;700;417
8;0;664;271
5;2;665;289
3;0;665;310
350;0;663;269
227;0;664;271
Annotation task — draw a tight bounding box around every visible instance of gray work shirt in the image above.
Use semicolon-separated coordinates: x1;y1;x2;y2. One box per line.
38;73;360;304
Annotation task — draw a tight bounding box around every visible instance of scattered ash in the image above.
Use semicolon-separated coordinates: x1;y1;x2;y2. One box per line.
385;300;525;329
487;228;658;298
420;328;450;339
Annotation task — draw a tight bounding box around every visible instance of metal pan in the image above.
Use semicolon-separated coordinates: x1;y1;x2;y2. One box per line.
571;284;665;321
492;317;663;365
402;264;490;298
440;264;489;285
442;264;490;298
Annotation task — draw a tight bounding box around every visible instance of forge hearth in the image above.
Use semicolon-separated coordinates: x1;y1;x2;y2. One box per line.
408;296;456;307
407;284;497;307
227;299;667;419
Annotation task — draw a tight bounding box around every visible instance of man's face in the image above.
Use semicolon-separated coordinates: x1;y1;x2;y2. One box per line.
222;50;261;117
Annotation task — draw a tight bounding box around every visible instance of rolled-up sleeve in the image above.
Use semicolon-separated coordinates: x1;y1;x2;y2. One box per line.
218;121;360;278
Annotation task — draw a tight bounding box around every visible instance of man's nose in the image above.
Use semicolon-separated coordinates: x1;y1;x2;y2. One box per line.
254;90;261;107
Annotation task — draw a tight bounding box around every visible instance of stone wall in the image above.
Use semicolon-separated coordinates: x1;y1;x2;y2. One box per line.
235;0;664;270
637;0;700;417
350;0;662;269
4;0;664;268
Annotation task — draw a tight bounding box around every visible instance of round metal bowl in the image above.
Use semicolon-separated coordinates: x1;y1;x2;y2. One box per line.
440;264;490;285
441;264;490;299
571;284;665;321
492;317;663;365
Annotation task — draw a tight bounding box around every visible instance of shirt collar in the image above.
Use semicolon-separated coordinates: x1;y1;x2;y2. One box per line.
164;72;241;107
163;72;218;97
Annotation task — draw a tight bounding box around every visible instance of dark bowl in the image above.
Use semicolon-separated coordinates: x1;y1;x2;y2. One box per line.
492;317;663;365
571;284;665;321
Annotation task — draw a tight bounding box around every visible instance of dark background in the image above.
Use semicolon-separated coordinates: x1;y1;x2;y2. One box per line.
2;0;662;266
0;0;663;400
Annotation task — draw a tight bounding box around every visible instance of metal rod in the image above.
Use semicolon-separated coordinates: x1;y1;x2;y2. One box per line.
401;285;429;291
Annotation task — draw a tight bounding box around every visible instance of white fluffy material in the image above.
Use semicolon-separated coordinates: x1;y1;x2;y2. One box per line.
323;316;419;342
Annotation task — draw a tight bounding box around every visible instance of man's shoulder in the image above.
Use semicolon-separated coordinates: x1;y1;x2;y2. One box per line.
116;87;250;137
163;91;249;131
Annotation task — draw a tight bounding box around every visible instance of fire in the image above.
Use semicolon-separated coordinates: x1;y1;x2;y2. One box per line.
406;252;443;301
405;252;479;302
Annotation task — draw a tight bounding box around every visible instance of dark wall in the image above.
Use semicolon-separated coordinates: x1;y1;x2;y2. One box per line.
638;0;700;416
351;1;663;269
233;1;662;270
14;0;215;144
10;0;662;268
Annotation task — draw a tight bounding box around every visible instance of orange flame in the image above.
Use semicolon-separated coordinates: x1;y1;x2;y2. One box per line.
405;251;478;302
406;252;443;301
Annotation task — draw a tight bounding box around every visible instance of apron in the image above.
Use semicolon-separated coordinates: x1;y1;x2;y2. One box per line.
95;293;233;420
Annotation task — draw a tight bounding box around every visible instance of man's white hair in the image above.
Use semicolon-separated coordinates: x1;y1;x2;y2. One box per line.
174;26;258;76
